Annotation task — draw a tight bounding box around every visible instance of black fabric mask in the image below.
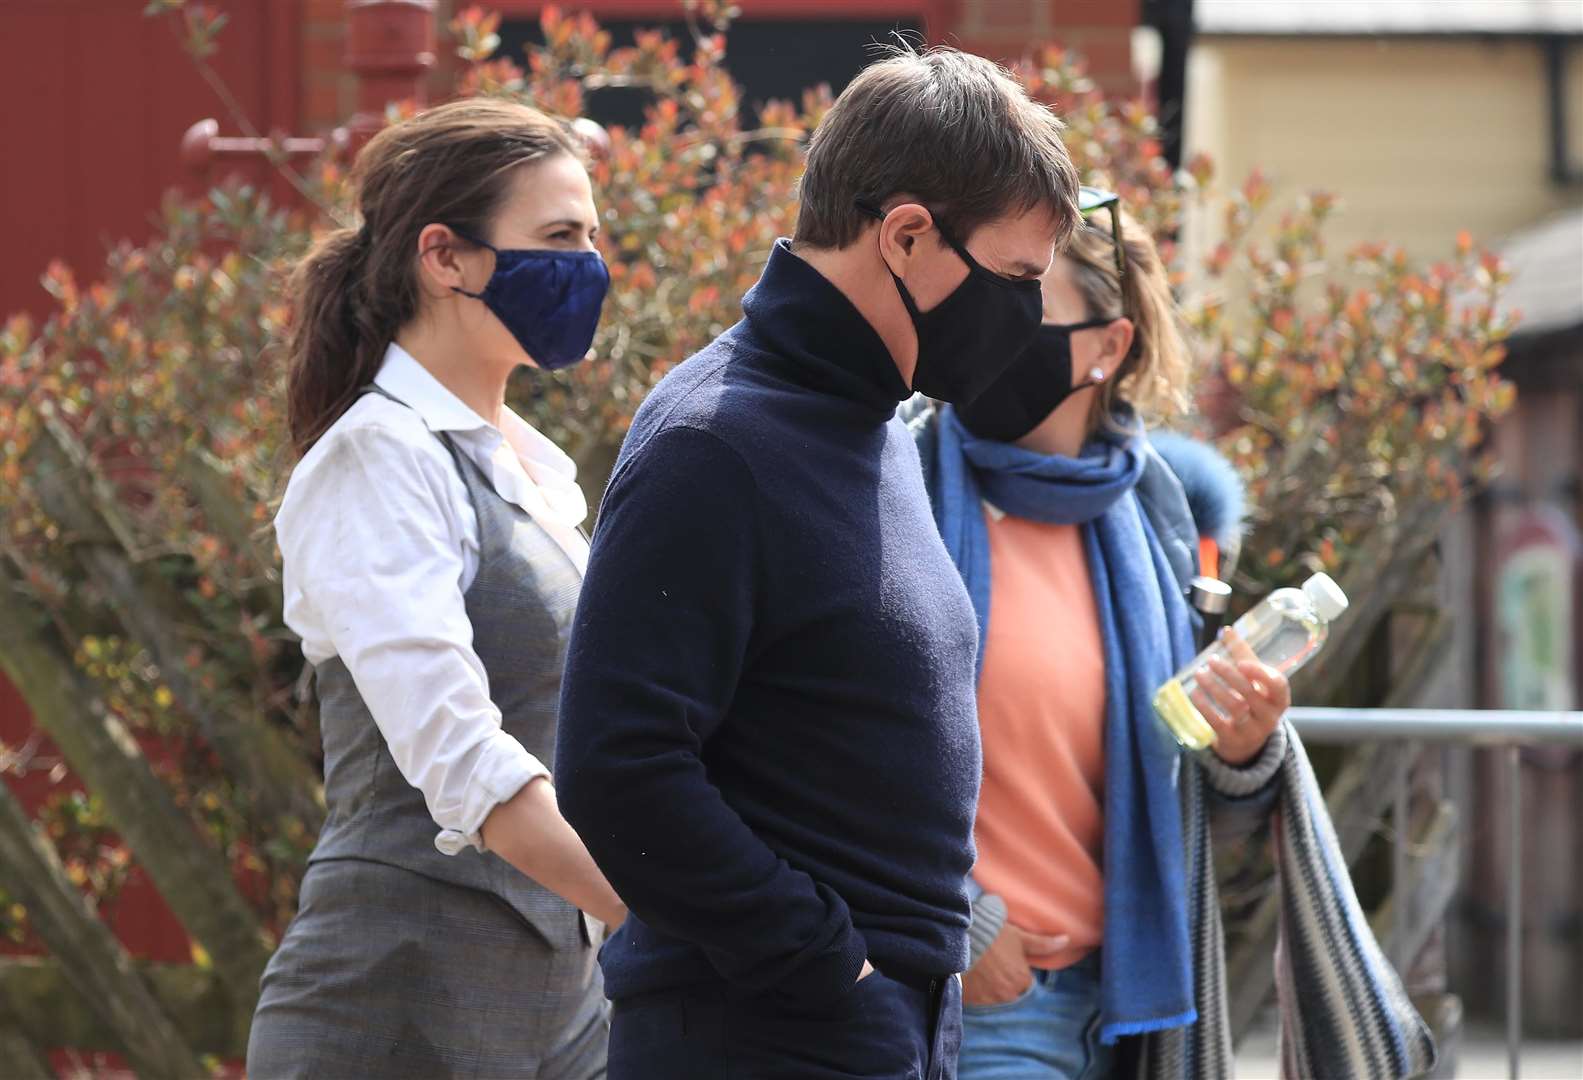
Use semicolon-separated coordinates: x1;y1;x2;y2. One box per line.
858;202;1044;405
954;318;1113;442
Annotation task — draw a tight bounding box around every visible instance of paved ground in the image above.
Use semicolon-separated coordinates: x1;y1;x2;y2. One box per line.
1234;1019;1583;1079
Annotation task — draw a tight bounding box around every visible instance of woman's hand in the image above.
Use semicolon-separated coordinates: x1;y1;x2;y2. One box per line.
1192;628;1290;767
481;776;628;927
961;923;1069;1007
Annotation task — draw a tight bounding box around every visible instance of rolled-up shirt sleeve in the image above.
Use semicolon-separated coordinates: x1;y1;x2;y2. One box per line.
277;423;547;852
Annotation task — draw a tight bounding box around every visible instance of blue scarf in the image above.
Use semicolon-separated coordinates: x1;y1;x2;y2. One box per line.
933;406;1198;1044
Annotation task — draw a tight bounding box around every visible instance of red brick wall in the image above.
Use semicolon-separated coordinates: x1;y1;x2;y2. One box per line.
0;0;301;322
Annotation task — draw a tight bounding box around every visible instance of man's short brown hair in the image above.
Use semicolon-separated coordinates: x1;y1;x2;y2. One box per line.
795;46;1081;250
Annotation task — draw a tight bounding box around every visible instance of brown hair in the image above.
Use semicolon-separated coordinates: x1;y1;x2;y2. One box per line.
1067;208;1191;429
794;46;1081;250
285;97;581;456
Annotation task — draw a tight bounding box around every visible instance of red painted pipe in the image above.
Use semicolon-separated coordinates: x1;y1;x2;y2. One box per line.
182;2;605;175
179;118;349;171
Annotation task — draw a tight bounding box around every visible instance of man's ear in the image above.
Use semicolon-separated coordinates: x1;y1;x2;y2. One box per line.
875;201;935;270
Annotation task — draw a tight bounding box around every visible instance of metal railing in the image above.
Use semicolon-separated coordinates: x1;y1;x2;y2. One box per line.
1288;707;1583;1080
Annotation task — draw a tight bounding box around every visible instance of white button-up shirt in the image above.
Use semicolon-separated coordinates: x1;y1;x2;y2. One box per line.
276;343;590;855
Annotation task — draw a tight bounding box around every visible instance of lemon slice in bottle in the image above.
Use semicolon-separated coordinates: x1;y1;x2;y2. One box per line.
1152;678;1217;751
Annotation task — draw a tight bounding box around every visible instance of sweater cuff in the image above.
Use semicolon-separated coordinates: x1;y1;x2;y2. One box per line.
966;891;1008;969
786;923;869;1002
1198;719;1288;799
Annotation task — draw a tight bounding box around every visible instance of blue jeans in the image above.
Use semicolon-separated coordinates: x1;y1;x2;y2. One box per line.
958;953;1116;1080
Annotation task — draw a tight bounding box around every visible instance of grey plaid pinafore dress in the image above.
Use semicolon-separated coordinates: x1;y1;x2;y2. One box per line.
248;388;607;1079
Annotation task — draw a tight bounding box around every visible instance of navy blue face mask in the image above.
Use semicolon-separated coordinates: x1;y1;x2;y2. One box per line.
451;231;611;371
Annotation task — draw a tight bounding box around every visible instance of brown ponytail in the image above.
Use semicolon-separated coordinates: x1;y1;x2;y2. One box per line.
1065;208;1191;431
285;98;582;457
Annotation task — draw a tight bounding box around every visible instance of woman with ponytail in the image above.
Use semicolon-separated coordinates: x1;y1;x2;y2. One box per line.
248;97;623;1079
908;192;1434;1079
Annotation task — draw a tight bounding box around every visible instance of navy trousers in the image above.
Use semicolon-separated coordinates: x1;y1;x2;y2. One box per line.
608;970;961;1079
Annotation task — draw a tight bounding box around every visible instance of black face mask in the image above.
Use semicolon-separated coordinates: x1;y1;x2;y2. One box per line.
954;318;1113;442
858;202;1044;405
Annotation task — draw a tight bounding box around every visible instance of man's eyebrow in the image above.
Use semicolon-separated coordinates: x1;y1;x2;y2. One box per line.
540;218;598;232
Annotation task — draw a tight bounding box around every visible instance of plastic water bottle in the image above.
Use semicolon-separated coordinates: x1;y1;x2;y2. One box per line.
1153;572;1349;751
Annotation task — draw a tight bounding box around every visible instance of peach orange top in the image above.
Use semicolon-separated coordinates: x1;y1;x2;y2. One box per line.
971;506;1107;971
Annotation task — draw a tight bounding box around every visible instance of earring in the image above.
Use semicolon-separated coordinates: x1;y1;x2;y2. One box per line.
1088;366;1106;383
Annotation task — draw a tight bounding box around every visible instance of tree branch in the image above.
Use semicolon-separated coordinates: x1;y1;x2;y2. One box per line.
158;10;332;215
0;1025;52;1080
1296;501;1451;703
1368;798;1459;965
0;562;273;1020
0;786;205;1078
177;447;284;626
0;958;241;1060
26;416;325;835
1382;610;1456;708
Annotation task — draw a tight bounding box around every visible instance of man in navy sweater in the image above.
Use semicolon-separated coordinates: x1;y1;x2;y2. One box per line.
557;46;1080;1079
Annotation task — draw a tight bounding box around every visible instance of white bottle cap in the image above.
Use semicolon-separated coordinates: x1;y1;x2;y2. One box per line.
1302;572;1349;622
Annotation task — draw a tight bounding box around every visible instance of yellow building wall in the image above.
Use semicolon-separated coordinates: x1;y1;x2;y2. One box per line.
1185;35;1583;262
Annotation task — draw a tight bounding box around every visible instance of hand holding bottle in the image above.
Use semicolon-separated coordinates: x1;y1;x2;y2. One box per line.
1154;572;1347;752
1191;629;1291;766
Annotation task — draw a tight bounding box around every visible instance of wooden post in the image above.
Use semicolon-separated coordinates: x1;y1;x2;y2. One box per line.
344;0;438;146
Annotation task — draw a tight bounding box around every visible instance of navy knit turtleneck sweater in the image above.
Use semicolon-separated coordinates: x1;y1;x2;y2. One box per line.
556;240;981;1004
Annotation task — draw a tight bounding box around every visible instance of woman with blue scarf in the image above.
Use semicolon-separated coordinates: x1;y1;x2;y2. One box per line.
909;191;1436;1080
